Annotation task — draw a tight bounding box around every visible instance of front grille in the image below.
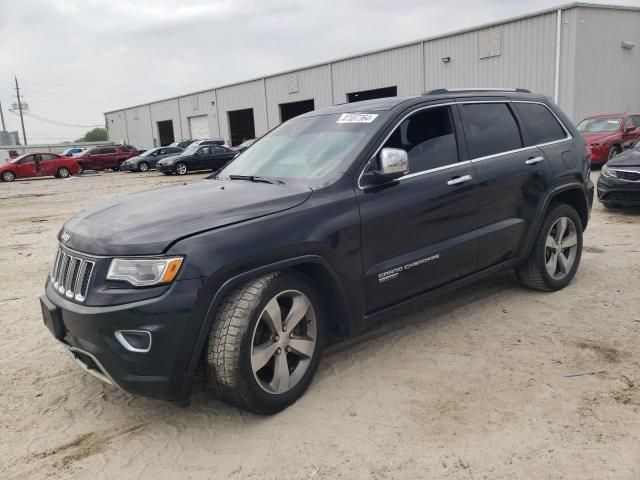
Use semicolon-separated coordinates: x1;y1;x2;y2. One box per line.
613;169;640;182
50;247;95;302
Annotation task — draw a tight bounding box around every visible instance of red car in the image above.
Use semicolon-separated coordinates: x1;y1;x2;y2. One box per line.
73;145;137;172
577;113;640;165
0;153;80;182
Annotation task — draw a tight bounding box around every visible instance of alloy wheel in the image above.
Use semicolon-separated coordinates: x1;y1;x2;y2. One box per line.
545;217;578;280
58;168;70;178
2;171;15;182
250;290;317;394
176;163;187;175
139;162;149;172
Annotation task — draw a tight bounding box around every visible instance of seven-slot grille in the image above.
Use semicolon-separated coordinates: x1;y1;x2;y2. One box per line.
614;169;640;182
50;247;95;302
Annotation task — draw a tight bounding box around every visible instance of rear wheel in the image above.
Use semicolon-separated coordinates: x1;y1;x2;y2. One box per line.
113;160;125;171
138;161;149;172
77;163;84;174
56;167;70;179
517;204;583;291
176;162;187;175
1;170;16;182
206;271;325;414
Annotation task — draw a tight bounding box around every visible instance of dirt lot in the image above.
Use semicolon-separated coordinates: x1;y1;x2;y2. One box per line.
1;170;639;479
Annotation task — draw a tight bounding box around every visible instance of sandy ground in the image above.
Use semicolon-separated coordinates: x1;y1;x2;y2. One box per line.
1;169;639;480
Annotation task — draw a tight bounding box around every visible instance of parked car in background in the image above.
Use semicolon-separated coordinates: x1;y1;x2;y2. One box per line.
156;143;236;175
121;147;184;172
598;138;640;209
169;140;197;149
577;113;640;166
62;147;85;157
9;150;19;159
0;153;79;182
73;145;136;172
0;150;9;163
233;138;256;153
41;90;593;414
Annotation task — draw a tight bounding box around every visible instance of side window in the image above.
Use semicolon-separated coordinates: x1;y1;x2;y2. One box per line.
381;105;459;173
41;153;57;161
170;148;181;154
212;146;225;154
632;116;640;128
103;147;117;154
88;148;99;155
198;147;210;155
461;103;522;158
20;154;35;163
512;102;567;145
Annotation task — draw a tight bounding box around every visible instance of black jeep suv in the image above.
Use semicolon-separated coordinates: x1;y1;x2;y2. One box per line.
40;89;593;414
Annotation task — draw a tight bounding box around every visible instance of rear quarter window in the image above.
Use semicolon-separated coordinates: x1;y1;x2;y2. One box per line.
461;103;522;158
512;103;567;146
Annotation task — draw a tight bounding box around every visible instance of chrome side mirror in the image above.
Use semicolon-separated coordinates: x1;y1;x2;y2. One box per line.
364;148;409;185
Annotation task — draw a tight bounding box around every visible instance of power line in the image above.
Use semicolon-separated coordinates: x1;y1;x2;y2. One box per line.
8;109;102;128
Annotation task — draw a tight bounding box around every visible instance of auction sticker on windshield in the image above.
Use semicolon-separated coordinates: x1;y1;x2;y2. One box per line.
337;113;379;124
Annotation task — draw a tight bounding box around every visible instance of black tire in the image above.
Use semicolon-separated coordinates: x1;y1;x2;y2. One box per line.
608;145;621;160
176;162;187;175
162;172;172;176
138;162;149;172
113;160;125;171
1;170;16;182
517;203;583;291
77;163;84;174
56;167;70;179
206;271;326;414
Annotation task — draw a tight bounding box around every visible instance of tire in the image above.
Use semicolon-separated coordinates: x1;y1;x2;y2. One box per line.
56;167;70;179
608;145;621;160
138;162;149;172
176;162;188;175
206;271;326;414
162;172;172;176
113;160;125;171
517;203;583;291
77;163;84;174
1;170;16;182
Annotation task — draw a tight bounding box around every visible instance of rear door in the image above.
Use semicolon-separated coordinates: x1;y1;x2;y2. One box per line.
101;147;118;168
357;103;479;312
192;146;211;170
209;146;236;171
459;101;554;270
40;153;59;176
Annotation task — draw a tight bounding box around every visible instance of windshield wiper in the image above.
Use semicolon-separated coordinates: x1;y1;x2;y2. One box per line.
227;175;283;185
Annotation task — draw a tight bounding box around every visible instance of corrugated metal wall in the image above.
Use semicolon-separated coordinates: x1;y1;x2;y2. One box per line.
423;12;558;96
569;7;640;122
331;43;423;101
105;5;640;149
265;65;332;130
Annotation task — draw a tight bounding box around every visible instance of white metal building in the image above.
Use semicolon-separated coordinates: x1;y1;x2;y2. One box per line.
105;2;640;149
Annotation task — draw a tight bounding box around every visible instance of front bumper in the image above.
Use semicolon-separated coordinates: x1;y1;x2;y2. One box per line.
597;174;640;206
42;277;204;401
120;163;137;171
156;164;175;173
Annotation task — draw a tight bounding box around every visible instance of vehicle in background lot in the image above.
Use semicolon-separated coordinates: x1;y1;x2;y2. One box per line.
121;147;184;172
0;150;9;163
233;138;256;153
40;89;593;414
598;138;640;208
9;150;19;159
156;143;236;175
0;153;79;182
577;113;640;166
169;140;197;149
73;145;136;172
62;147;85;157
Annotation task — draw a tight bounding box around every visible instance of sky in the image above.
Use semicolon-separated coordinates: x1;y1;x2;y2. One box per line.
1;0;639;144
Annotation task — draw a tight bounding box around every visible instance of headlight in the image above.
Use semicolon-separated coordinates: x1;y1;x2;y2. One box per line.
602;165;617;178
107;257;183;286
590;142;605;148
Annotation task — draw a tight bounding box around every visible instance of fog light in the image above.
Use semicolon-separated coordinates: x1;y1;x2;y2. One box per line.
115;330;152;353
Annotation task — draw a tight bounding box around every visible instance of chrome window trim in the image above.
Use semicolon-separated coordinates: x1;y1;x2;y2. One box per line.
357;99;573;190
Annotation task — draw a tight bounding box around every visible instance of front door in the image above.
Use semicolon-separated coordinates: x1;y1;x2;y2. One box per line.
357;104;479;312
16;154;37;178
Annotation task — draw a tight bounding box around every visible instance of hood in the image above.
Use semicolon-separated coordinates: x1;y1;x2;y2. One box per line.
60;179;312;255
581;132;619;145
157;154;186;164
607;148;640;167
124;155;142;163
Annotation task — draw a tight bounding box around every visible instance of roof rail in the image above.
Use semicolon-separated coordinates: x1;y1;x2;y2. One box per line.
424;87;532;95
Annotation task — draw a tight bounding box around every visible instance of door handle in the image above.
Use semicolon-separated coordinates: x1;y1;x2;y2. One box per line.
447;174;472;186
525;156;544;165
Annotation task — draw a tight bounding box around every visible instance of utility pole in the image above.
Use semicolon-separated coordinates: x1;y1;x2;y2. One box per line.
0;100;6;132
14;76;27;145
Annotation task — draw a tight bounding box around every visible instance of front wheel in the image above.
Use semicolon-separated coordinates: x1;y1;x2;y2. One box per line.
56;167;70;178
138;161;149;172
1;170;16;182
175;162;187;175
206;272;325;414
517;204;583;291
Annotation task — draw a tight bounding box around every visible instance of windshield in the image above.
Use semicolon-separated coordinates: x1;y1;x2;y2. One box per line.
181;143;200;156
577;117;622;133
219;113;382;184
139;148;157;157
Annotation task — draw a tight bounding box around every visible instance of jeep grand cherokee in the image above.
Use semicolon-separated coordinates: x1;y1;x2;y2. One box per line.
40;89;594;414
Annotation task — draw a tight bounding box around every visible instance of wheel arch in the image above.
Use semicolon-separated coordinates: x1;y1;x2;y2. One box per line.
186;255;354;378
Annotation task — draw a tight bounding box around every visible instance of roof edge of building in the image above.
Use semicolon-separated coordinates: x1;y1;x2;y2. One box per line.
104;2;639;115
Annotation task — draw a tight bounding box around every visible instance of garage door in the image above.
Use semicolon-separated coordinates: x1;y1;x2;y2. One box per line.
188;115;209;139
